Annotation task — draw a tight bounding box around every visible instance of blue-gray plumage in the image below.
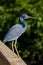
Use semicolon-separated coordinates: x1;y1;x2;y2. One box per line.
3;14;36;57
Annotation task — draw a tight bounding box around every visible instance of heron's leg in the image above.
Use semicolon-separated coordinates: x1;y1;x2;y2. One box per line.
12;40;14;52
15;39;20;57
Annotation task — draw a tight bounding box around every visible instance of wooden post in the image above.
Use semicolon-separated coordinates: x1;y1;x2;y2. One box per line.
0;40;27;65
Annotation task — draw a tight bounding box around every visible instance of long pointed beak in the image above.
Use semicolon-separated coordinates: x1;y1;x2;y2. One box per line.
25;15;37;20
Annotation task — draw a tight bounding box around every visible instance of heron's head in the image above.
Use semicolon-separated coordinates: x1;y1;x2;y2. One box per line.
20;14;37;20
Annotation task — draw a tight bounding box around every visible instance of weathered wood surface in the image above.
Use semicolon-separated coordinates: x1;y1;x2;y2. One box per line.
0;40;27;65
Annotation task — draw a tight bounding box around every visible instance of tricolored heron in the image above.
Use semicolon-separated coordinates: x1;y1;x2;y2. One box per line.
3;14;36;57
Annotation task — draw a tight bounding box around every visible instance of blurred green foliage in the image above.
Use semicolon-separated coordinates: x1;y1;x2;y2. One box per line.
0;0;43;62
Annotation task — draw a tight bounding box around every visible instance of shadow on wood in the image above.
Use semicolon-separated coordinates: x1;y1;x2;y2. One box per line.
0;40;27;65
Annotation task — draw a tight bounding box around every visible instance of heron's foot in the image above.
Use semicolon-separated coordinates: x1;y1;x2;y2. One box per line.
17;53;20;58
14;45;20;57
12;48;14;53
16;51;20;58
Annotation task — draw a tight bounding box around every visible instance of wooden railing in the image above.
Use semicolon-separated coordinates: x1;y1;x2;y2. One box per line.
0;40;27;65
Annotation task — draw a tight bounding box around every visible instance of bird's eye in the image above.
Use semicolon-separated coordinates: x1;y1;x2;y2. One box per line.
23;16;25;18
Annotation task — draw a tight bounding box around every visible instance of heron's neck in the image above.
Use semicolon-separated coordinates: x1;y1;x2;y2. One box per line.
19;17;27;30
